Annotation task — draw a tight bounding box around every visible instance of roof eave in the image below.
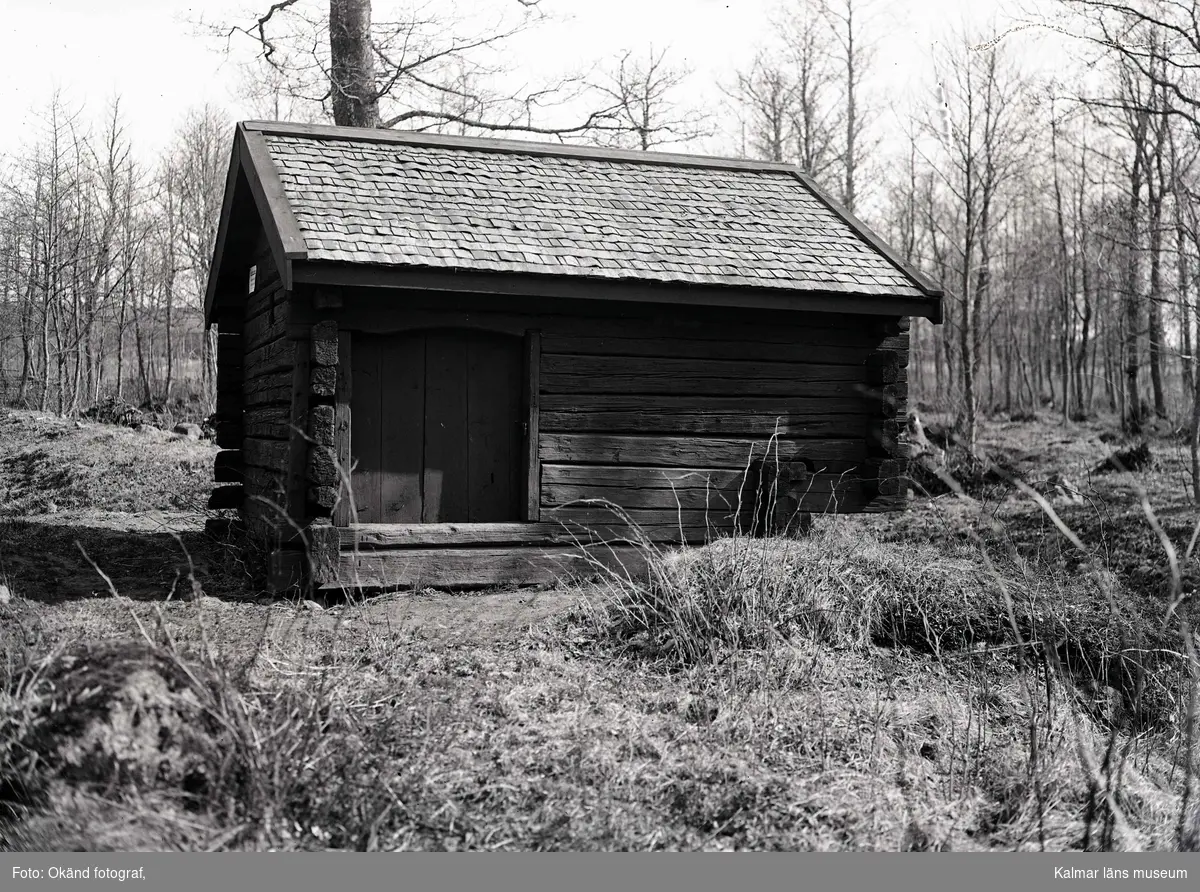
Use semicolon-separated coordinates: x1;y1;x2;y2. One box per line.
238;124;308;292
202;138;245;327
203;124;310;328
787;169;945;316
291;260;944;321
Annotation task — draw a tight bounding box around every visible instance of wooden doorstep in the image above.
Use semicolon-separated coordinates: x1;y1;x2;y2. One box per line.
327;544;652;590
339;520;718;549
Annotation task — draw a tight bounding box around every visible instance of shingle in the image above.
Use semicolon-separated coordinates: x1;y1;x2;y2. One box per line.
260;133;925;297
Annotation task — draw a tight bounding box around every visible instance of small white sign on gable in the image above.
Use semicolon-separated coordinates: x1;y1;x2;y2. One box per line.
248;265;257;293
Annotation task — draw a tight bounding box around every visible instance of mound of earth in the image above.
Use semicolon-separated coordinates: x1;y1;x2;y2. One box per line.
1;640;233;814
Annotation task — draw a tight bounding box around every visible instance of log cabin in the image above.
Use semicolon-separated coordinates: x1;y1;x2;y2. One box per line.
203;121;944;592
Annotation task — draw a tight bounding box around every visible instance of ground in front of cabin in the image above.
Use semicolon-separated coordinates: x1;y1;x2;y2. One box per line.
0;407;1197;852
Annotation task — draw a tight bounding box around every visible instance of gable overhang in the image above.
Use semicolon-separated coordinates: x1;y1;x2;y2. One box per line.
203;123;309;327
291;260;944;322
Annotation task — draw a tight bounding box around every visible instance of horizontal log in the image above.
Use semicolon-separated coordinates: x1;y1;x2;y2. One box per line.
866;418;900;455
244;336;295;379
244;378;293;408
215;423;243;449
243;438;290;471
872;318;902;338
329;545;651;590
243;300;289;352
242;491;294;546
244;406;293;440
243;465;287;497
244;280;283;318
541;485;755;513
207;485;244;510
865;351;901;385
542;374;866;399
540;335;874;365
340;521;712;549
861;500;906;515
544;505;749;530
877;335;911;357
539;434;866;472
865;383;908;417
862;459;905;500
214;450;243;483
542;475;864;513
217;334;243;365
541;355;865;396
542;464;759;490
541;406;868;437
541;393;874;419
216;363;245;389
213;314;245;336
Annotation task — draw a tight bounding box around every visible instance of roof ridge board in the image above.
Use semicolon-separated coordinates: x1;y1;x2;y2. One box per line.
787;169;945;300
242;120;804;175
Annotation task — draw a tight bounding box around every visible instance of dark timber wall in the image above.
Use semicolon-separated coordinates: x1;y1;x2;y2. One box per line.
283;286;911;589
209;234;304;568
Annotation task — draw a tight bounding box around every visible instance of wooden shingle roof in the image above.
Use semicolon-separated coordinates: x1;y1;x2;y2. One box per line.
205;121;943;321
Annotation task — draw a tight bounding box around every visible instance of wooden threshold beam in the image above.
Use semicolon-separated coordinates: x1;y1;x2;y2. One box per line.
339;521;717;549
324;544;652;591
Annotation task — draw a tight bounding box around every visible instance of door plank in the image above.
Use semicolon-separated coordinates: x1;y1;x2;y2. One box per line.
349;336;382;523
467;332;522;521
380;332;426;523
333;332;353;526
423;331;471;522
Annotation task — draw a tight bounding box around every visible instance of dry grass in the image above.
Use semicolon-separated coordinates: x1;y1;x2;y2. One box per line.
0;408;1197;851
0;410;216;517
1;523;1196;851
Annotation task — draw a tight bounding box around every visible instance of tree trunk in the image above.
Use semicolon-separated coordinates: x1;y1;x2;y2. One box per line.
842;3;857;213
1192;295;1200;500
1124;152;1145;432
1147;121;1167;419
330;0;379;128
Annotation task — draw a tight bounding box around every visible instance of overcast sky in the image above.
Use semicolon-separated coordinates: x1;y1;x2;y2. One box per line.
1;0;1024;160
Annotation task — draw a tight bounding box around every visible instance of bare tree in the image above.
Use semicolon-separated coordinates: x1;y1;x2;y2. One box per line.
819;0;878;212
586;46;712;151
925;29;1035;451
169;105;232;410
725;1;841;189
209;0;618;135
1056;0;1200;128
726;52;802;162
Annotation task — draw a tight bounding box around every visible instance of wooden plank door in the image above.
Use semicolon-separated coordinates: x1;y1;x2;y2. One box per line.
349;332;425;523
462;331;522;522
350;329;522;524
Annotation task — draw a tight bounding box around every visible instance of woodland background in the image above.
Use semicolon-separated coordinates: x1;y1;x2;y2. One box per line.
3;0;1199;485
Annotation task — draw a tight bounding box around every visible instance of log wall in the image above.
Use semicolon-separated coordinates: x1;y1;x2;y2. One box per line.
289;289;912;588
209;235;301;553
535;314;910;537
